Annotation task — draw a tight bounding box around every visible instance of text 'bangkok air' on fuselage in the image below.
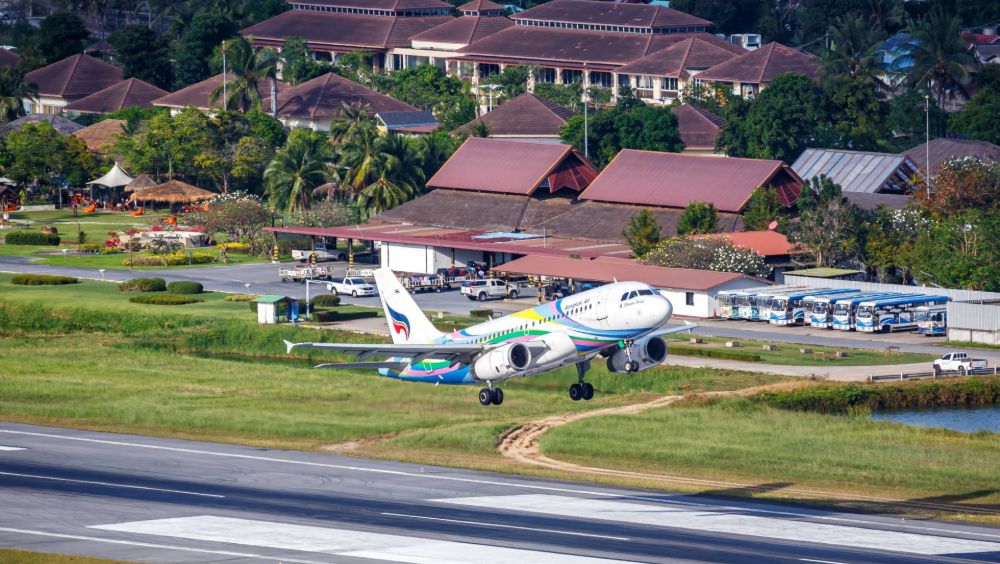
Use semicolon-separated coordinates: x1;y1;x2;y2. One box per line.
285;268;696;406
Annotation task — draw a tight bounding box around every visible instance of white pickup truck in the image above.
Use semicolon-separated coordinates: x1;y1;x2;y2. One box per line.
933;352;988;375
329;277;376;297
291;243;347;263
461;279;518;301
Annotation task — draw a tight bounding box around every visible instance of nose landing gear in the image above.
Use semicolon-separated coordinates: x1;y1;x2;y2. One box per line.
569;360;595;401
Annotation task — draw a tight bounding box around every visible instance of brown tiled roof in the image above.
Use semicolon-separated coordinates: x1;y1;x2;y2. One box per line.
513;0;711;29
153;73;291;111
453;92;576;137
460;29;734;70
580;149;802;213
902;138;1000;175
64;78;168;114
2;114;84;135
242;10;452;50
25;54;123;100
842;192;912;212
73;119;126;152
673;103;725;149
697;42;820;84
410;15;513;45
615;37;743;77
459;0;504;14
427;137;597;195
295;0;451;9
277;73;416;119
0;48;20;68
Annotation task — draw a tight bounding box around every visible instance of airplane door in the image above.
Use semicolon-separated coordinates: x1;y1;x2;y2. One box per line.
595;288;610;321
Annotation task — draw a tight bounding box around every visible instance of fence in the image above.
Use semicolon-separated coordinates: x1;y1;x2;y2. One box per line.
782;275;1000;303
869;367;998;382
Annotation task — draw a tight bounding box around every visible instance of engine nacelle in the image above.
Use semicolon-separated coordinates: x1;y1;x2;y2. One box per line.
606;336;667;373
472;342;532;381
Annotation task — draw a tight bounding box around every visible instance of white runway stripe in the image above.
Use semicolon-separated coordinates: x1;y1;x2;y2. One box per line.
91;515;633;564
434;494;1000;557
0;446;26;451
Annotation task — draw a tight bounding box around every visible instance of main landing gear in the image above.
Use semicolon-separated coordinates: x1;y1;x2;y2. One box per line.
569;360;595;401
479;382;504;406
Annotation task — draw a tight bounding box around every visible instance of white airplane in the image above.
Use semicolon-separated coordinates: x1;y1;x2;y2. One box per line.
285;268;696;406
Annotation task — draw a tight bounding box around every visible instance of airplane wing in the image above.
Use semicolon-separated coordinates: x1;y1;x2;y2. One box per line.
285;340;483;364
647;321;699;338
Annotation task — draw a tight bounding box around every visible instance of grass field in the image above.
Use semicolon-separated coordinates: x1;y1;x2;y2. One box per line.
666;333;934;366
941;341;1000;350
0;549;129;564
541;395;1000;504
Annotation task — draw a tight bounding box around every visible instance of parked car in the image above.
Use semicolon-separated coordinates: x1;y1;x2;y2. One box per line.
329;277;376;297
933;352;988;375
291;243;347;263
461;279;517;301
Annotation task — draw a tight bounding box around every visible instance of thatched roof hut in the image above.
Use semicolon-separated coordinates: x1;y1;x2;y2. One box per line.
124;174;158;193
129;180;216;204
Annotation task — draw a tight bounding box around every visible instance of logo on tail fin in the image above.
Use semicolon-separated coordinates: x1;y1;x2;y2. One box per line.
387;305;410;340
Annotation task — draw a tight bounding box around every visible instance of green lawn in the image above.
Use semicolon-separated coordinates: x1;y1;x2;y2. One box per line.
667;333;935;366
0;549;131;564
541;396;1000;503
941;341;1000;350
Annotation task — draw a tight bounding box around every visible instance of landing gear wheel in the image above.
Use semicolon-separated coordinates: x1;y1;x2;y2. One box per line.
479;388;492;406
582;382;594;401
627;360;640;372
569;383;584;401
491;388;504;405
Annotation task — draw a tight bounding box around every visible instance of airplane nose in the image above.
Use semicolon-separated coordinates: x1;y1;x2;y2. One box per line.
658;295;673;323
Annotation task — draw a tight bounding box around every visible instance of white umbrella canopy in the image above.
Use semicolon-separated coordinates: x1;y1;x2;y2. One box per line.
87;163;133;188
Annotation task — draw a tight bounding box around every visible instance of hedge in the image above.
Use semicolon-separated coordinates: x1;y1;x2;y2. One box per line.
4;231;61;245
224;294;258;302
754;377;1000;414
11;274;79;285
668;345;762;363
129;295;203;305
311;294;341;307
122;251;215;267
79;242;105;253
217;242;251;254
167;281;204;294
118;277;166;292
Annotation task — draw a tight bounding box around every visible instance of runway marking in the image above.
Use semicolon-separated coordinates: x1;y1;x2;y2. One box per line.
0;471;225;498
434;494;1000;557
799;559;851;564
380;512;631;541
0;446;26;451
92;515;633;563
0;526;331;564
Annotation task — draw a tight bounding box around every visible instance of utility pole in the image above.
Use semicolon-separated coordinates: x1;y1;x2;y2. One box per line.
924;94;930;199
222;40;227;112
582;63;588;159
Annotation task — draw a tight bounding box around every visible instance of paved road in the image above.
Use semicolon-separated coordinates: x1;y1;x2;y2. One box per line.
1;423;999;563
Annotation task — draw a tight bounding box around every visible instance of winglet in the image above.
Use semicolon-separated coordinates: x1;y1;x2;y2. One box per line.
284;340;297;354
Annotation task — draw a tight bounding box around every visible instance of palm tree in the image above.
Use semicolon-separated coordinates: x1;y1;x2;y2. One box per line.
357;134;425;214
211;36;279;113
338;120;382;195
264;132;330;214
0;67;36;123
901;9;975;108
823;14;884;82
328;102;374;143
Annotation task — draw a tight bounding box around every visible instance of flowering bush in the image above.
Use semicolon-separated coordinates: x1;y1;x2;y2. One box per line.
122;251;215;267
709;244;772;278
216;241;251;253
644;236;772;277
151;225;164;232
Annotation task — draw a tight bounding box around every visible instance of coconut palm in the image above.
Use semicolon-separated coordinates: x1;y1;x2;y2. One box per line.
901;9;975;108
0;67;35;122
338;120;382;194
356;135;425;214
328;101;374;143
211;36;279;113
823;14;885;82
264;131;330;214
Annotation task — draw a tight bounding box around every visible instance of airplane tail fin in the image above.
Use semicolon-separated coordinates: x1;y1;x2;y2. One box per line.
374;267;443;344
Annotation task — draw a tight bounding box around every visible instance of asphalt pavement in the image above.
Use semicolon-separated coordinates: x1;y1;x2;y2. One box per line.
1;423;999;563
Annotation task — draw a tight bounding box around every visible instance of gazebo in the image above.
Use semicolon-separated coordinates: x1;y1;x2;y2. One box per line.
86;162;133;201
125;174;158;193
129;179;217;212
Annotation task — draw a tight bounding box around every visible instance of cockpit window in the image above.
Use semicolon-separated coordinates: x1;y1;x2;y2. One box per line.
628;291;638;299
638;289;654;296
621;292;629;301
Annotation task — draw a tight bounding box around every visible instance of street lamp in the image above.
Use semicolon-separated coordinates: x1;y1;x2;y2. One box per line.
304;279;334;321
478;84;502;112
221;40;227;112
98;268;106;281
61;248;68;264
244;282;252;293
924;94;930;199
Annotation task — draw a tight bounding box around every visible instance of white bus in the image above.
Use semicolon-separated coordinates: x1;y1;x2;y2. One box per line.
803;291;862;327
828;293;910;330
915;304;948;336
856;295;950;333
769;288;859;326
738;286;809;321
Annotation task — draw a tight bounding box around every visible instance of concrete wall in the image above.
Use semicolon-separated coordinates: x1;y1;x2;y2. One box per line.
657;278;764;318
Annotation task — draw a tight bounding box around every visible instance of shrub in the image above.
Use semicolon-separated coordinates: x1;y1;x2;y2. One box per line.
167;281;204;294
224;294;258;302
129;294;203;305
118;277;166;292
754;377;1000;414
469;309;493;319
122;251;215;267
79;242;105;253
217;241;251;254
77;231;87;244
40;226;58;235
311;294;341;307
668;345;762;362
11;274;78;285
4;230;61;245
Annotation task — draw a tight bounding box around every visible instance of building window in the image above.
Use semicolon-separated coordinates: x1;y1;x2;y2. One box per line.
478;63;500;78
561;69;582;84
661;77;678;91
686;292;695;306
636;76;653;89
537;67;557;84
590;71;612;88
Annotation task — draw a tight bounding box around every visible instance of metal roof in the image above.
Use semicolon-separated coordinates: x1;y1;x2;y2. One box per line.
792;148;921;194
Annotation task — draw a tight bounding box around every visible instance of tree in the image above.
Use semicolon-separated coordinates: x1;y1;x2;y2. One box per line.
115;108;217;181
486;65;530;100
643;236;771;277
4;122;99;190
211;36;279;112
37;13;90;64
741;186;788;232
185;191;273;243
280;37;334;85
901;8;974;108
413;130;460;182
950;88;1000;145
910;209;1000;291
534;82;583;112
357;134;426;214
677;201;719;235
863;205;922;282
884;90;947;151
716;73;827;163
919;158;1000;217
622;209;661;257
328;101;375;143
793;175;863;267
264;130;331;214
560;98;684;167
173;9;237;87
668;0;761;35
293;199;354;227
109;25;174;89
822;14;884;82
0;67;36;123
823;74;887;151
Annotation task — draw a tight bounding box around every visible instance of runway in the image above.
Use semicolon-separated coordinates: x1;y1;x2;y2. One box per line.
1;423;998;563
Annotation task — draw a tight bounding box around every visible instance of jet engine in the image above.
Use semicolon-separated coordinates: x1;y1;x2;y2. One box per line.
472;342;532;380
606;335;667;373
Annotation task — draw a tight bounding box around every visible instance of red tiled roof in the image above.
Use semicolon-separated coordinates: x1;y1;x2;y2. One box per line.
691;230;795;257
513;0;711;29
427;137;597;194
459;0;504;14
295;0;452;9
614;37;743;77
153;73;291;111
673;103;725;149
494;255;753;291
64;78;168;114
697;42;820;84
580;149;802;213
277;73;416;119
243;10;452;50
410;15;513;45
453;92;576;137
0;48;20;68
25;54;123;99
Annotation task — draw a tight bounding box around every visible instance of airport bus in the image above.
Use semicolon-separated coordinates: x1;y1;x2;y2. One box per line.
716;290;739;319
769;288;859;326
915;304;948;336
717;285;782;320
828;292;913;330
739;286;809;321
803;291;861;326
856;295;950;333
